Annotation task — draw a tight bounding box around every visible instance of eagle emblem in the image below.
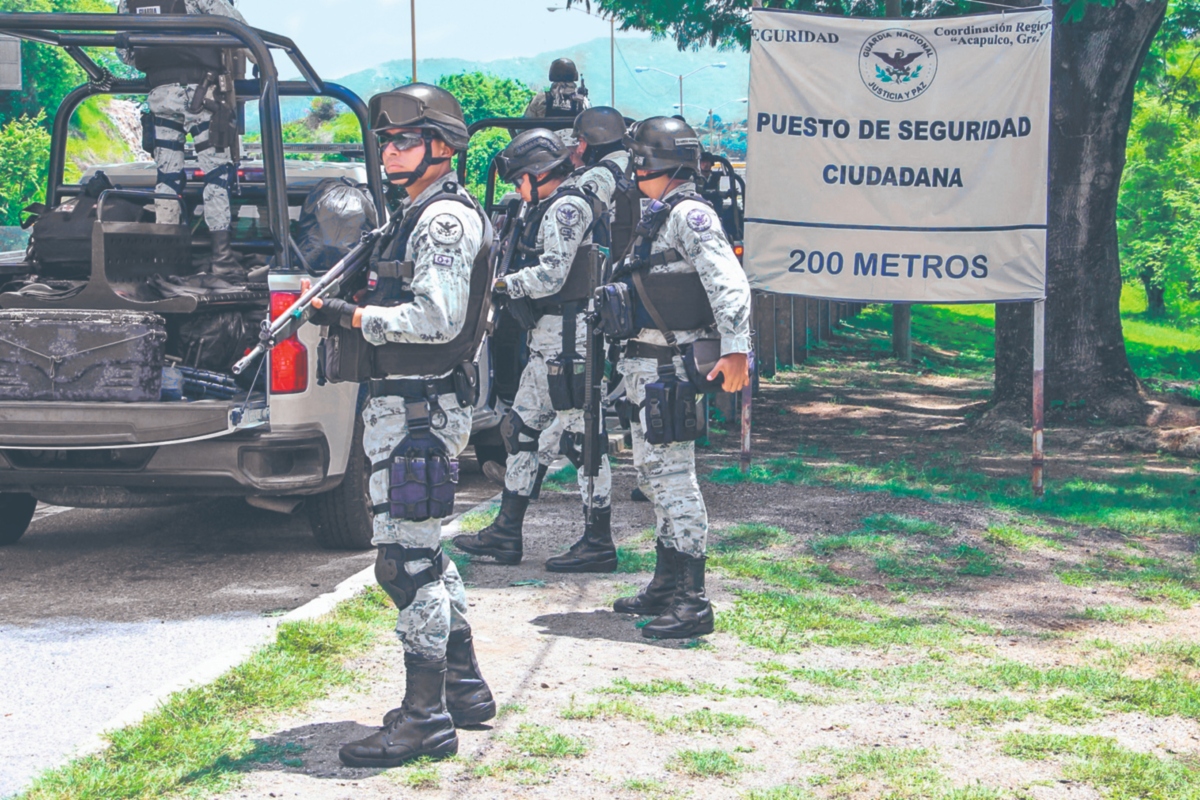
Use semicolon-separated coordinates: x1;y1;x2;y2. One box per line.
429;213;463;245
556;204;580;228
686;209;713;233
873;49;923;81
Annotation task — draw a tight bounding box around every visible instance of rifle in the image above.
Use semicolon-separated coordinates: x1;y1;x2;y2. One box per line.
231;217;394;375
496;198;540;330
581;244;607;524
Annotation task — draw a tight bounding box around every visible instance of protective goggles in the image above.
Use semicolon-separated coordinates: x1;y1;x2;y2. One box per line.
376;130;428;152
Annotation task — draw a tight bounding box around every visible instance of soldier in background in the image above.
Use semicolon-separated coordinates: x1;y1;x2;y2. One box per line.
117;0;245;277
524;57;590;119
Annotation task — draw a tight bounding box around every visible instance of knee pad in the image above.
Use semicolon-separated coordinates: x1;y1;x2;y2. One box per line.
156;168;186;196
500;408;540;456
204;162;234;192
375;544;446;611
558;430;584;469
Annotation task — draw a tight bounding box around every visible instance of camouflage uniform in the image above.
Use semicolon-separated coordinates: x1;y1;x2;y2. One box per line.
504;183;612;511
117;0;241;231
620;181;751;558
359;177;484;660
523;82;591;119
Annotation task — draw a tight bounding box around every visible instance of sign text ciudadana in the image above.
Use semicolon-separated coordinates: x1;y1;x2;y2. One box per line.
743;8;1052;303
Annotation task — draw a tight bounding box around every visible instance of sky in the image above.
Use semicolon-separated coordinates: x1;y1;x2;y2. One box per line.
235;0;648;80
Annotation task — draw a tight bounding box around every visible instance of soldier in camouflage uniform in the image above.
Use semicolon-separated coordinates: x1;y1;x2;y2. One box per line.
306;85;494;768
117;0;244;276
612;117;751;639
454;129;615;573
524;58;590;120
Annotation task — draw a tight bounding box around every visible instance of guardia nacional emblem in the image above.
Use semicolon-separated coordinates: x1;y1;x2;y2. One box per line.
859;28;937;102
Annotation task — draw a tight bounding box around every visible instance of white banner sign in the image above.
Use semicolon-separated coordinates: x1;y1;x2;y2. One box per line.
744;8;1051;302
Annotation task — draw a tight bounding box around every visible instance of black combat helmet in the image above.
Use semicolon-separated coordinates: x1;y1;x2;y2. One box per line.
572;106;627;147
494;129;571;183
624;116;703;176
368;83;469;150
549;57;579;83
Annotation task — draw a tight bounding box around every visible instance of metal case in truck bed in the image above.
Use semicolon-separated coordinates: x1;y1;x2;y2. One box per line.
0;310;166;402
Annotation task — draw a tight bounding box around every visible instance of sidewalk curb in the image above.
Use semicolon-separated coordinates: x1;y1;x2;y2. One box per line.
67;493;502;762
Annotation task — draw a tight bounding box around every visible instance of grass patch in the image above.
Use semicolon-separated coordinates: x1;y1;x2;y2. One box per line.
508;723;587;758
712;551;858;592
603;677;704;697
1057;551;1200;607
543;464;577;491
984;524;1064;551
717;588;964;653
617;546;658;573
497;702;526;718
654;708;756;735
712;523;793;552
561;697;656;724
863;513;954;539
624;777;678;798
393;757;441;789
455;506;498;534
667;748;745;778
942;695;1099;726
1074;604;1167;624
709;457;814;485
824;746;947;799
1002;733;1200;799
744;787;814;800
19;588;394;800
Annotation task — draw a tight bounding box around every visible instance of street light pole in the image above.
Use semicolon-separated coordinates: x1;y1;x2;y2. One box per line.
636;63;725;120
410;0;417;83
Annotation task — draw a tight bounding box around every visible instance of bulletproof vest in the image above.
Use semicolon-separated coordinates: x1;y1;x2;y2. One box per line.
545;88;585;119
513;185;603;313
624;191;718;332
126;0;225;87
363;182;495;378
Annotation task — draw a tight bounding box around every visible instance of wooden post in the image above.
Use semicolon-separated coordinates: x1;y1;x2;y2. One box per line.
1032;299;1046;498
752;291;776;378
893;304;913;361
808;297;821;345
793;297;808;364
820;300;833;340
774;294;794;368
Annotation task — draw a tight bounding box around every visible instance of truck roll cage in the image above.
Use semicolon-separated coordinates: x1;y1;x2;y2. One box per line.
0;12;385;273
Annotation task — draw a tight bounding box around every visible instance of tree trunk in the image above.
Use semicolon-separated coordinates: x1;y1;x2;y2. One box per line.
1141;271;1167;316
994;0;1164;422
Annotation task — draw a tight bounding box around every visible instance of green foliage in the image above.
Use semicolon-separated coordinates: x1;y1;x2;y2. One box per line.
0;0;118;129
1002;733;1200;798
435;72;532;201
0;112;50;225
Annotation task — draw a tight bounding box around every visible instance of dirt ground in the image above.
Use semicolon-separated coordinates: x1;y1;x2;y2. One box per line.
206;328;1200;800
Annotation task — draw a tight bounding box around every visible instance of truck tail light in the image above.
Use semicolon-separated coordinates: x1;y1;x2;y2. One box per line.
269;291;308;394
733;242;745;262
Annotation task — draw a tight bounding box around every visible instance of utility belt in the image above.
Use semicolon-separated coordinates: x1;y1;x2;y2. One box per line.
369;390;460;523
545;301;588;412
365;364;479;408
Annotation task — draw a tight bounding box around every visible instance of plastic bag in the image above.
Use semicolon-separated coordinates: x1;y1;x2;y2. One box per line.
175;309;265;373
295;178;378;273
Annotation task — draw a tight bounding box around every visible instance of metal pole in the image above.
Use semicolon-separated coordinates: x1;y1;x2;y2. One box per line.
741;351;754;473
679;75;684;120
884;0;910;361
410;0;417;82
610;17;615;106
1032;299;1046;498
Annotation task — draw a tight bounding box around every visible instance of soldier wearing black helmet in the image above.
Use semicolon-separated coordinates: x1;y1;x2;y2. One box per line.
453;129;615;573
524;57;591;119
304;83;495;769
605;116;752;639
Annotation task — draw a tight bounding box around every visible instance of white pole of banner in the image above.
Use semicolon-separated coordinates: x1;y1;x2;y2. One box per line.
1032;299;1046;498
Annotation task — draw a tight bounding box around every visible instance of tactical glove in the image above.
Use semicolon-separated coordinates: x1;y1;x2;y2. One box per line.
309;298;358;330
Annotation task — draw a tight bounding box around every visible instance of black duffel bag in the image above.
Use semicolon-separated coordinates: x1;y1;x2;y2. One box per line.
27;172;149;279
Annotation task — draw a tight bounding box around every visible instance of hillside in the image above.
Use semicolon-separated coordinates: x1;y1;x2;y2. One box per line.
271;36;751;127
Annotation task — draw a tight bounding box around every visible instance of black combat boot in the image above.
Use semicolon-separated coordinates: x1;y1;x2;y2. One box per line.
641;552;715;639
545;506;617;573
209;229;245;279
613;540;677;615
452;491;527;564
383;626;495;728
339;654;458;768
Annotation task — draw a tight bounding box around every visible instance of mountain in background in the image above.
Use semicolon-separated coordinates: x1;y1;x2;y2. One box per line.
275;36;750;127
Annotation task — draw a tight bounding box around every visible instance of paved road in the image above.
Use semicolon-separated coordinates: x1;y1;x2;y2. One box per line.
0;467;498;799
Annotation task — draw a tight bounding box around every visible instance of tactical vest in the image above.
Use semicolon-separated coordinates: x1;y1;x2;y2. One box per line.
573;157;641;263
545;89;585;119
621;192;718;332
511;185;604;316
328;182;494;381
126;0;226;88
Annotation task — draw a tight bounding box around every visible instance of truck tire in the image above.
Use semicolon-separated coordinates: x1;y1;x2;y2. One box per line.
473;444;508;472
307;416;374;551
0;494;37;546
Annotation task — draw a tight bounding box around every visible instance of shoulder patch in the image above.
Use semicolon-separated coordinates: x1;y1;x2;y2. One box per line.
429;213;464;245
432;254;454;267
555;203;581;228
686;208;713;233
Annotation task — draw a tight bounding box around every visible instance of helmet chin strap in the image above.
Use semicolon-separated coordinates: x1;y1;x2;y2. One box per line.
526;170;558;206
385;132;450;187
635;165;686;201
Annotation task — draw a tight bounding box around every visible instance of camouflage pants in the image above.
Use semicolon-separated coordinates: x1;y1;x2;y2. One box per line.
363;395;472;660
505;351;612;510
620;356;708;558
147;83;233;232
